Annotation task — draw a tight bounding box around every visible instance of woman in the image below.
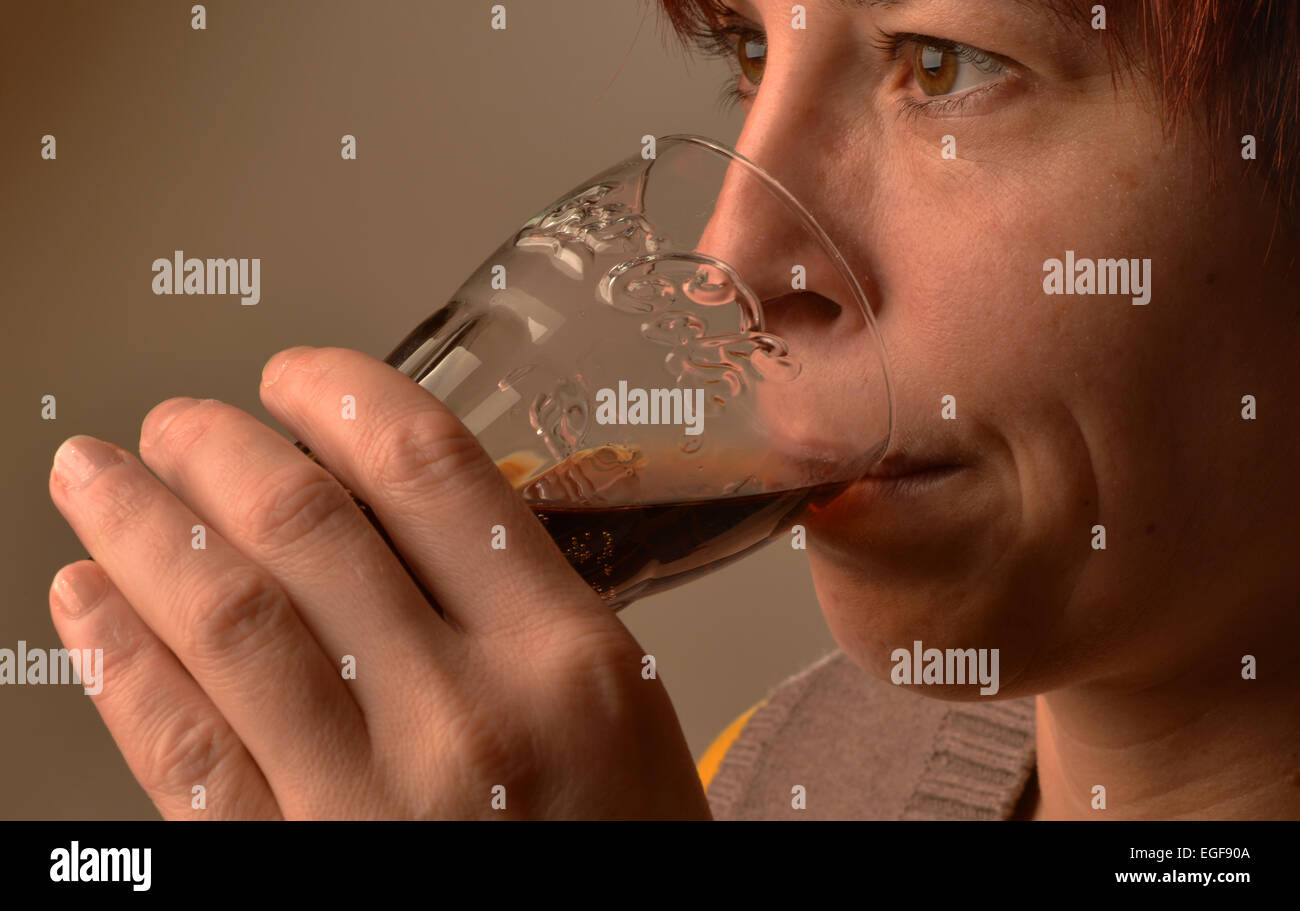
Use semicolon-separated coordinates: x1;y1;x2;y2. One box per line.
47;0;1298;819
663;0;1300;820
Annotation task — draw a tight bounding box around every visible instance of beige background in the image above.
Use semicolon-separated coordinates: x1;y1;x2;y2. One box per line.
0;0;838;819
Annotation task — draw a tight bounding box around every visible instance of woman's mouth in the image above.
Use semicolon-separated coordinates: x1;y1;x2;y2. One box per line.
856;462;968;495
801;459;974;549
862;452;965;480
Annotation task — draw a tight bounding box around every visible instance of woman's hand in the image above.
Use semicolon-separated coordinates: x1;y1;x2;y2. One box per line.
46;346;711;819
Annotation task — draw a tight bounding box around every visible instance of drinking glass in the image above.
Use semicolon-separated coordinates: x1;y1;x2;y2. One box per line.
299;134;892;609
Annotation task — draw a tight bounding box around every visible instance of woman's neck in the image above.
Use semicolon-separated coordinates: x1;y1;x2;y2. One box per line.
1030;659;1300;819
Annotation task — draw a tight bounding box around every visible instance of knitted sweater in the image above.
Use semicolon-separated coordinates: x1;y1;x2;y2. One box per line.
699;649;1038;820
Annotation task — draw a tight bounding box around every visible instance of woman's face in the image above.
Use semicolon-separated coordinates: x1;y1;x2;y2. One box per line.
708;0;1300;695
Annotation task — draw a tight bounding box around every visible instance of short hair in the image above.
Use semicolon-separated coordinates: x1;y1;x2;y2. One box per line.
653;0;1300;209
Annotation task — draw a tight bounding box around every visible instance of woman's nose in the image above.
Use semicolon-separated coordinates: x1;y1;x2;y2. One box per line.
691;141;864;333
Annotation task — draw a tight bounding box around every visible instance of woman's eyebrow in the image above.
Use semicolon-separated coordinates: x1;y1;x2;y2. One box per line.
829;0;1068;12
825;0;907;8
827;0;1071;21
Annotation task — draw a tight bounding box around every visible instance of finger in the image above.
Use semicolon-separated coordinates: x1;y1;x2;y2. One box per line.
49;559;281;819
48;434;370;806
259;346;602;637
137;395;450;705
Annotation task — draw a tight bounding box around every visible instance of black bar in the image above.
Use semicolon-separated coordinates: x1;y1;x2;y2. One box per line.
0;820;1287;897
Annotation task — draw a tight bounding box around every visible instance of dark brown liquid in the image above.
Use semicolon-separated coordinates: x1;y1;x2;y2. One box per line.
295;438;844;612
530;482;845;607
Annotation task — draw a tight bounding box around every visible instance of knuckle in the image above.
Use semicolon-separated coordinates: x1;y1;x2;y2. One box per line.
85;464;159;543
542;626;645;701
142;397;223;460
180;566;290;665
236;467;354;555
441;702;536;795
105;619;154;679
144;712;236;793
368;407;489;493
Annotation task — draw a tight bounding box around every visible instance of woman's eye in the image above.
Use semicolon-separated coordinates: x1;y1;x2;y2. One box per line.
735;31;767;86
908;40;1004;97
693;23;766;109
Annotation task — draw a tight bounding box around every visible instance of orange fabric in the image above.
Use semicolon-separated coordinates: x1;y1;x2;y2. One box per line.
697;701;766;791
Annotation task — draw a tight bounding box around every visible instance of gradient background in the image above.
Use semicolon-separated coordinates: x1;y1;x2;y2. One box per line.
0;0;842;819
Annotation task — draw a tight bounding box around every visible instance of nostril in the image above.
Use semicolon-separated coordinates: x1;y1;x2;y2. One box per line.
763;291;843;326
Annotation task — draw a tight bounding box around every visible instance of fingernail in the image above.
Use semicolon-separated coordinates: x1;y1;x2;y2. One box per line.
263;346;314;389
53;436;123;489
53;564;108;617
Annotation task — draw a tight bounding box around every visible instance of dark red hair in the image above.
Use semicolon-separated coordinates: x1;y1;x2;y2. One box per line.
653;0;1300;207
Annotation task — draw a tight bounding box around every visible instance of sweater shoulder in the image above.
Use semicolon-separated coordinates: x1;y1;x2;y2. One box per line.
704;649;1036;820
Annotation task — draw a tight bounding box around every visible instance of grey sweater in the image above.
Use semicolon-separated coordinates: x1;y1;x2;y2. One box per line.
705;649;1038;820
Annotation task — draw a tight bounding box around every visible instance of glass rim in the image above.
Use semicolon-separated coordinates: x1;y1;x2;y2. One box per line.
652;132;894;458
